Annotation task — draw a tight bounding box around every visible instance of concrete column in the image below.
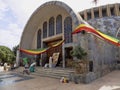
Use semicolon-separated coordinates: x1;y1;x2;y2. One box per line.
47;21;49;37
91;8;94;19
41;29;43;48
16;50;20;67
84;10;87;21
106;5;110;16
99;7;102;18
54;17;56;35
62;46;65;68
62;16;65;68
114;4;119;16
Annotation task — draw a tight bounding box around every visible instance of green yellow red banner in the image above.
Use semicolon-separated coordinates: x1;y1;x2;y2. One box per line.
19;40;64;55
72;24;120;46
19;48;48;55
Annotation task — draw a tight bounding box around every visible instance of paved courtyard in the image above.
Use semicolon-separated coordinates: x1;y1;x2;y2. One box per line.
0;69;120;90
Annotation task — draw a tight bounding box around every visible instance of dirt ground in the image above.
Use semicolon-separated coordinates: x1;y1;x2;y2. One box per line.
0;70;120;90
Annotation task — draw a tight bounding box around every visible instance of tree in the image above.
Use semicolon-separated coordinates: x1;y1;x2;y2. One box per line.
0;46;15;64
12;45;19;56
70;45;87;60
70;45;88;74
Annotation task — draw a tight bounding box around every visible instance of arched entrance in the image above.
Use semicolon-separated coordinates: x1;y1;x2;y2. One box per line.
19;1;84;68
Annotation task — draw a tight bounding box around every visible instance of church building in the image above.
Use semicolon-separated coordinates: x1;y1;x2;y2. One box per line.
18;1;120;83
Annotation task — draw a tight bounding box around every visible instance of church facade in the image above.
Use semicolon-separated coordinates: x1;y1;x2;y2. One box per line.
19;1;120;82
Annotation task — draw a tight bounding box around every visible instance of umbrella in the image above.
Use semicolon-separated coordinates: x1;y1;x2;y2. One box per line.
30;62;36;67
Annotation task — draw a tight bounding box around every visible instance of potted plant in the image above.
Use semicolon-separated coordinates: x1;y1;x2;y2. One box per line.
70;45;88;84
70;45;87;74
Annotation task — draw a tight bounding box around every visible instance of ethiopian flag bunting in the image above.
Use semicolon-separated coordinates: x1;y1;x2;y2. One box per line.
19;48;48;55
72;24;120;46
19;40;64;55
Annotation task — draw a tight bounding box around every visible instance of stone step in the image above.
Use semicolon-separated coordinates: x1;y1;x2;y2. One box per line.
33;67;75;79
35;71;70;76
14;67;75;79
31;72;69;79
36;68;75;73
37;70;73;74
37;71;69;75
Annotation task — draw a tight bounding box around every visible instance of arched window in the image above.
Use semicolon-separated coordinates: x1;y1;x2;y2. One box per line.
49;17;54;36
64;17;72;43
43;22;47;38
56;15;62;34
37;29;41;48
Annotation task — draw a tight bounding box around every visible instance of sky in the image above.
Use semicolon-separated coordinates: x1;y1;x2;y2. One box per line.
0;0;120;49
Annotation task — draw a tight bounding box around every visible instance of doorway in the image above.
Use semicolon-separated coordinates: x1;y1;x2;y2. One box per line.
65;47;73;67
42;39;63;67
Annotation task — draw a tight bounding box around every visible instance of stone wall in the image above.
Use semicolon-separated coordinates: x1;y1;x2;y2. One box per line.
74;16;120;78
87;16;120;74
71;16;120;84
88;16;120;36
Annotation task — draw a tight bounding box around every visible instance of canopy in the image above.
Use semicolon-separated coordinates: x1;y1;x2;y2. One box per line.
72;24;120;46
19;40;64;55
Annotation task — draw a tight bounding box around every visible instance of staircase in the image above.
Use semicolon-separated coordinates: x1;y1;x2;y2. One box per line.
31;67;75;79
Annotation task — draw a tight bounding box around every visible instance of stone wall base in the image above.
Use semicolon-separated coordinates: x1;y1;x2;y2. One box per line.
69;64;119;84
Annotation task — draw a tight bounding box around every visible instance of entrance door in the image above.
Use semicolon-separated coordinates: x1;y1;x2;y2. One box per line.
36;55;40;66
47;40;62;67
65;47;73;67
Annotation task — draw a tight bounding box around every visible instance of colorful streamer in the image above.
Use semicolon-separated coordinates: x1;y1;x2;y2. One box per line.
72;24;120;46
20;48;48;55
51;40;64;47
19;40;64;55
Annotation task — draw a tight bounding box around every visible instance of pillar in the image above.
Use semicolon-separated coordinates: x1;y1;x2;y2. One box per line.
114;4;119;16
91;8;94;19
106;5;111;16
16;50;20;67
62;46;65;68
99;6;102;18
84;10;87;21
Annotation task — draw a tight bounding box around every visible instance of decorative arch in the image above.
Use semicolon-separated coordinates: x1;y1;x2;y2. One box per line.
56;15;62;34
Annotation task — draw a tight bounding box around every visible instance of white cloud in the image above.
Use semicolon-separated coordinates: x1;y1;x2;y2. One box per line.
0;0;120;49
0;0;8;20
3;0;120;25
4;0;47;26
0;23;22;49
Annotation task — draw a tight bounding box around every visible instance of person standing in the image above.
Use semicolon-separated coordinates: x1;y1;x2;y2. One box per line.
23;63;30;75
4;62;7;71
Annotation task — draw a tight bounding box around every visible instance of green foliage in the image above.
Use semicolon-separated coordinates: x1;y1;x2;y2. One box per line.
12;45;19;56
0;46;15;64
70;45;87;60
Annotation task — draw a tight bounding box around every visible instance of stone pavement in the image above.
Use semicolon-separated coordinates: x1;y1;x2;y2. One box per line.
0;68;120;90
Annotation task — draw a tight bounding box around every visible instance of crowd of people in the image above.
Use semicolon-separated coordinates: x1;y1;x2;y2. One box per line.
0;62;17;71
